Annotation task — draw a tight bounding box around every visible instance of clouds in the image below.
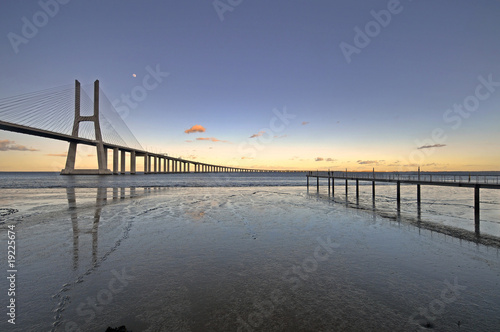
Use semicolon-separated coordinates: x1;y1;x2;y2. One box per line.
196;137;229;143
0;139;38;152
249;131;265;138
184;124;206;134
315;157;336;162
417;144;446;150
302;121;309;125
357;160;379;165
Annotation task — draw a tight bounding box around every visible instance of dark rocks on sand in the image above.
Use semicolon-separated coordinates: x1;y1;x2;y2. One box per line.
105;326;130;332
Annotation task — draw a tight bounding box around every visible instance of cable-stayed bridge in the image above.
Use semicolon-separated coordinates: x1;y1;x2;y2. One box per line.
0;80;288;175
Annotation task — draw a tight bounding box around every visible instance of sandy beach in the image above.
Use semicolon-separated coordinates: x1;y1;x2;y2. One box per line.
1;185;499;331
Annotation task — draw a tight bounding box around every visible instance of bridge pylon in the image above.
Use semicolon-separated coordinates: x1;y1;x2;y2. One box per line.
61;80;112;175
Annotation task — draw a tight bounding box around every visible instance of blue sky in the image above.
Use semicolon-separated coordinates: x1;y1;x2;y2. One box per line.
0;0;499;171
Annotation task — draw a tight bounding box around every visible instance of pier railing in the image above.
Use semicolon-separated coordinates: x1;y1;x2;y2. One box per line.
310;171;500;186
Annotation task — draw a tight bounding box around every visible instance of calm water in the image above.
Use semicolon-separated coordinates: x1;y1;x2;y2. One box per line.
0;172;499;331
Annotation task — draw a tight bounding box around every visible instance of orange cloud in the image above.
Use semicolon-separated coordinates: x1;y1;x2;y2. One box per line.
184;125;206;134
249;131;265;138
196;137;229;143
302;121;309;125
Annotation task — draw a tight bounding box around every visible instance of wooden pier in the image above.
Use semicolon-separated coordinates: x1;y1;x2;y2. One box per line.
307;170;500;227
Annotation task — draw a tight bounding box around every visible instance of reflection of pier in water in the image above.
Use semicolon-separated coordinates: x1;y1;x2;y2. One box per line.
306;187;500;249
65;186;159;270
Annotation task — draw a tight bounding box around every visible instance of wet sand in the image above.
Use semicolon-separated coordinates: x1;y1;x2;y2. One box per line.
1;186;499;331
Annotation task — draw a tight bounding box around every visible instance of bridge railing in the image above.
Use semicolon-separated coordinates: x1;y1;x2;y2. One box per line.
308;171;500;185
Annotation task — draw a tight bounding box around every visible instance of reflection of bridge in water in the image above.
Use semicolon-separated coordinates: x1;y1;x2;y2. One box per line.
66;186;165;270
0;80;299;175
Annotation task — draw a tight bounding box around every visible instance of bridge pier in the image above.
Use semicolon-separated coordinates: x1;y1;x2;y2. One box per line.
120;150;126;174
144;154;149;174
113;148;119;174
61;80;112;175
131;151;136;174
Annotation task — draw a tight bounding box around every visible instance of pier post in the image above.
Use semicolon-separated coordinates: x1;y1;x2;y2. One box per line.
328;174;331;196
372;168;375;202
307;173;309;189
317;175;319;193
332;176;334;197
345;178;348;198
120;150;126;174
356;179;359;202
397;181;401;212
130;151;136;174
474;185;480;225
417;184;421;210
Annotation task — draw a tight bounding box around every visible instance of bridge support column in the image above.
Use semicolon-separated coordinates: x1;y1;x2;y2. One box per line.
113;148;119;175
130;151;136;174
103;147;108;169
120;150;126;174
144;154;149;174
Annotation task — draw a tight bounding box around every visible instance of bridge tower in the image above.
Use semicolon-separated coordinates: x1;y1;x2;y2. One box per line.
61;80;112;175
